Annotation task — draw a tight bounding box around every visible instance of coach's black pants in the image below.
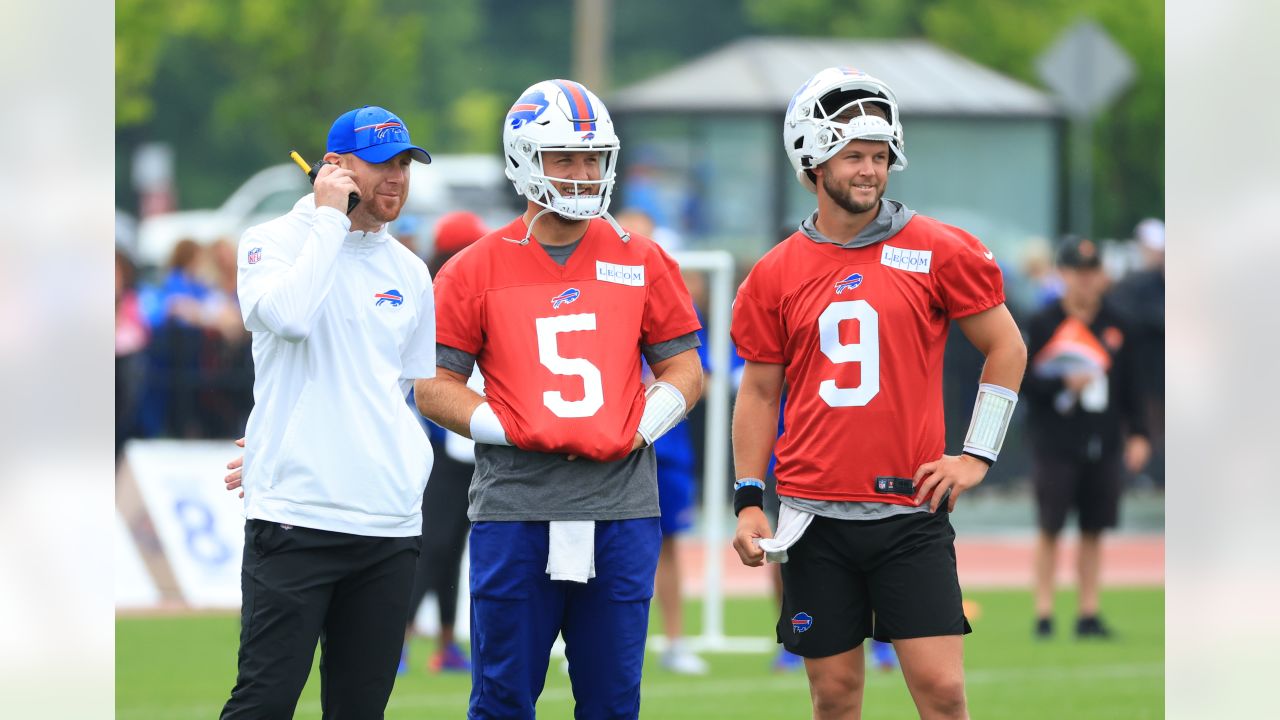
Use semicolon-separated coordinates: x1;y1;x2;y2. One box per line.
221;519;420;720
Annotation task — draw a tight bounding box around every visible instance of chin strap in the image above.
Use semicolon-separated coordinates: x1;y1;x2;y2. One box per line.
502;206;632;245
502;207;554;245
601;210;631;243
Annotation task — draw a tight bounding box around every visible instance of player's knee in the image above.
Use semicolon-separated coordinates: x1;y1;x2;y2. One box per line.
808;669;863;716
916;675;967;717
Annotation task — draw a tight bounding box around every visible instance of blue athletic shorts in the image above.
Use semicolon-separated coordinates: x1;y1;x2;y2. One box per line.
467;518;662;720
656;454;695;537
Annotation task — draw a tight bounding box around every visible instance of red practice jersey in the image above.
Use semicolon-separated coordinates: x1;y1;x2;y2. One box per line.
732;215;1005;505
434;217;701;462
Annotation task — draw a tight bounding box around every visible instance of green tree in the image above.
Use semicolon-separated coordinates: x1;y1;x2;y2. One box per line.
116;0;483;210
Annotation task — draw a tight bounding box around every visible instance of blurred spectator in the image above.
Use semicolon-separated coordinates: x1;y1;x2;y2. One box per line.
1023;236;1151;640
615;206;684;253
136;239;215;437
196;238;254;438
115;249;148;460
393;213;425;257
1110;218;1165;487
1008;236;1063;316
402;210;488;675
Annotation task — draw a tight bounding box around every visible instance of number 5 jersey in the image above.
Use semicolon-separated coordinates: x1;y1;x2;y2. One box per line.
433;216;701;464
732;210;1005;505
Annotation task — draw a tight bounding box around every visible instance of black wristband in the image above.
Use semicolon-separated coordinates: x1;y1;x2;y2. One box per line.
962;451;994;467
733;485;765;516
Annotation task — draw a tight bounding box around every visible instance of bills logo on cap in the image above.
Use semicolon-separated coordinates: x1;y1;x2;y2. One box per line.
247;247;262;265
791;612;814;634
375;289;403;307
834;272;863;294
355;120;407;143
551;288;581;309
508;90;550;130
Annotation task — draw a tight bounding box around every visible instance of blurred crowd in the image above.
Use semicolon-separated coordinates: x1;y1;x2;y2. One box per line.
115;237;253;456
115;213;1164;488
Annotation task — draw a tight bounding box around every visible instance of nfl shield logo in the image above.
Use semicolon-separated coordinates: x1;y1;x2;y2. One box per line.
247;247;262;264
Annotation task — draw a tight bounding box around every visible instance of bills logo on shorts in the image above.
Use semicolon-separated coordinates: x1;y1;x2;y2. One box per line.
834;272;863;294
791;611;814;634
374;289;403;307
247;247;262;265
551;287;581;309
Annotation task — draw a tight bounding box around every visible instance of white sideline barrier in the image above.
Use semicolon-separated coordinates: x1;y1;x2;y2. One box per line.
115;511;160;608
125;439;247;608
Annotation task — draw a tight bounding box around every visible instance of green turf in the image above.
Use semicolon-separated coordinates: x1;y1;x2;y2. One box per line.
117;588;1162;719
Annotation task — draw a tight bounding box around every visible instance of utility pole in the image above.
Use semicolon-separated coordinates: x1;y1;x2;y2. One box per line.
573;0;610;91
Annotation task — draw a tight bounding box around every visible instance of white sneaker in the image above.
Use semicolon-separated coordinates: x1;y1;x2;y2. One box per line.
661;644;709;675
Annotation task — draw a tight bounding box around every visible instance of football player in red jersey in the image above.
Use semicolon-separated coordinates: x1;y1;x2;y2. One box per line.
414;79;703;720
730;68;1027;720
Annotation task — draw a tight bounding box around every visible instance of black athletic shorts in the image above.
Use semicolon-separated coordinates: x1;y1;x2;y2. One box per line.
1032;450;1122;535
777;510;971;658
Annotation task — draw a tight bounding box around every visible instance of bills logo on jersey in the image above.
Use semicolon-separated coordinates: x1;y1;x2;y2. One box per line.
791;612;814;634
374;289;404;307
834;272;863;294
508;90;550;130
551;287;581;309
247;247;262;265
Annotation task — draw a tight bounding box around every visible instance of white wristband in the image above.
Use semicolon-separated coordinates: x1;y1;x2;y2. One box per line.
963;383;1018;463
638;381;687;446
469;402;511;446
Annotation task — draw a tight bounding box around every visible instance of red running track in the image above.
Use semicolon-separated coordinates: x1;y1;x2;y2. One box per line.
678;534;1164;596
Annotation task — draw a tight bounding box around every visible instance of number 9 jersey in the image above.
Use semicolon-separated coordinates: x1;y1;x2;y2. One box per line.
732;215;1005;505
433;217;701;463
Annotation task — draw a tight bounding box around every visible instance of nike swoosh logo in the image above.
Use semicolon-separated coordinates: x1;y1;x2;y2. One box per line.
983;251;994;260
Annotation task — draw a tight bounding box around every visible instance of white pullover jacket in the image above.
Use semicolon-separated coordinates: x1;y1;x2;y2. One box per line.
236;194;435;536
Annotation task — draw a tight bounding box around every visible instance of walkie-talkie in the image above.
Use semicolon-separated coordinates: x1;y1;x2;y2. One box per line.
289;151;360;214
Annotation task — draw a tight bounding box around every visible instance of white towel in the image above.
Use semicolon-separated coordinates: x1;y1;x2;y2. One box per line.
547;521;596;582
756;504;815;564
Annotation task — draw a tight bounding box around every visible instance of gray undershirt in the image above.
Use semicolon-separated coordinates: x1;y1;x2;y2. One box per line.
438;237;702;522
785;198;928;522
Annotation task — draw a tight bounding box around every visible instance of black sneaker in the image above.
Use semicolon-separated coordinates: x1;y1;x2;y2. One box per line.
1076;615;1113;638
1034;617;1053;639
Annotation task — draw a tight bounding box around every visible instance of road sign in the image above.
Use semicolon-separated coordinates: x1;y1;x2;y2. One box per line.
1036;20;1135;118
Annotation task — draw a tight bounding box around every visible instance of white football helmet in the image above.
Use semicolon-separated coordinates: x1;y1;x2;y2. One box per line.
503;79;620;220
784;67;907;194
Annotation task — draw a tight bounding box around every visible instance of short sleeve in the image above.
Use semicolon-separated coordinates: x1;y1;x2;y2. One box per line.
432;253;484;355
401;267;436;380
640;248;701;346
934;231;1006;319
731;272;785;364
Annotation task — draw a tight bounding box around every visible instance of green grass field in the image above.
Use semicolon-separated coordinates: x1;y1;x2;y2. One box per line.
117;588;1162;719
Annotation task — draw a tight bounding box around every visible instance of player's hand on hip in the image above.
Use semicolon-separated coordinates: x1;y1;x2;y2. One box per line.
732;507;773;567
313;162;359;213
630;432;645;454
913;453;989;513
225;437;245;498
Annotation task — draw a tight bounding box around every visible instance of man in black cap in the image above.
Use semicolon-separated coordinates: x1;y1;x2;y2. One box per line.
1023;235;1151;639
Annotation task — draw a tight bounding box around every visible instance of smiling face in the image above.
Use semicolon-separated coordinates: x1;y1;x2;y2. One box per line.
343;150;413;226
815;139;890;217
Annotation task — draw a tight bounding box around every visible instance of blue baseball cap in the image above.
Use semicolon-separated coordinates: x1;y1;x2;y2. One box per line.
327;106;431;164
